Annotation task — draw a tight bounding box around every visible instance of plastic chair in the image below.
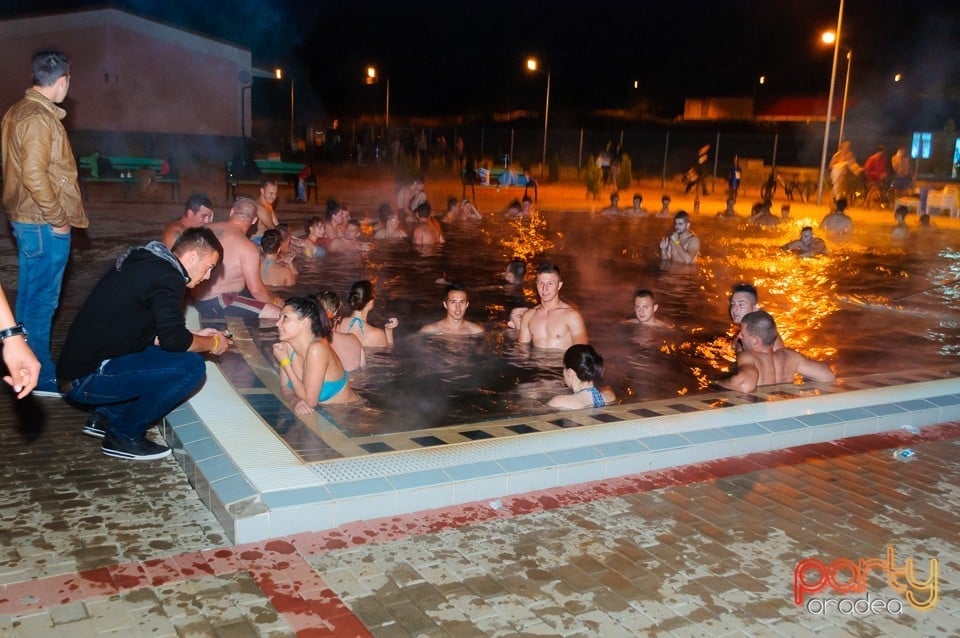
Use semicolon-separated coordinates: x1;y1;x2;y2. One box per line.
942;186;959;218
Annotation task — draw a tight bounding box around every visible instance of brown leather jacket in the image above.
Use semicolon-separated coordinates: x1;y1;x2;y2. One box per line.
2;89;88;228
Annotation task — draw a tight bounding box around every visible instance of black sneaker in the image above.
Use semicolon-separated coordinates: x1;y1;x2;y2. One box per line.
101;432;171;461
83;412;111;439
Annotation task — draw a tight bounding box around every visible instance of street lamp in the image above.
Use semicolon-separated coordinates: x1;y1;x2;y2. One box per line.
365;65;390;129
837;48;852;147
815;0;845;206
275;68;295;151
526;57;551;178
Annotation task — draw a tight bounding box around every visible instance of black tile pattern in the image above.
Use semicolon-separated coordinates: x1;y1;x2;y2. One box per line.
460;430;495;440
411;436;446;447
506;424;538;434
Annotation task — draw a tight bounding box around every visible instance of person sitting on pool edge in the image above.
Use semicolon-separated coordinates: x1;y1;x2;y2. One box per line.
548;344;616;410
629;289;673;328
273;296;358;414
419;282;485;336
718;310;834;393
339;280;398;347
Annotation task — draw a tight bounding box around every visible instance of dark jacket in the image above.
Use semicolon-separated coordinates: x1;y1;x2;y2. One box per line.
57;242;193;381
1;89;87;228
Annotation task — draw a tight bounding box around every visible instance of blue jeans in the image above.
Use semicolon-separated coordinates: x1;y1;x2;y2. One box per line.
10;221;72;387
64;346;206;438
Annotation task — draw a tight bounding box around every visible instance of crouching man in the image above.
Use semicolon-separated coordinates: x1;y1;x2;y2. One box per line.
57;228;232;460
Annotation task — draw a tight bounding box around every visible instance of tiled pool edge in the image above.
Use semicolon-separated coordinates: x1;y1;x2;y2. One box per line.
162;363;960;543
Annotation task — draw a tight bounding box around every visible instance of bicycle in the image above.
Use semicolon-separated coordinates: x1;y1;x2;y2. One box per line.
760;171;813;203
864;177;896;210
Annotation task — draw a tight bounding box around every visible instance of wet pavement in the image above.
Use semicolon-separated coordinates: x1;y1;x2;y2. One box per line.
1;181;959;635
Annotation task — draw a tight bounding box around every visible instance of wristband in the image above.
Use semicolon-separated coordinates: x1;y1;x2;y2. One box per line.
280;357;291;368
0;323;27;342
212;335;220;353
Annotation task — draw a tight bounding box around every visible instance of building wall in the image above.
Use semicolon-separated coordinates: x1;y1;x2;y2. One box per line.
683;97;755;121
0;10;250;154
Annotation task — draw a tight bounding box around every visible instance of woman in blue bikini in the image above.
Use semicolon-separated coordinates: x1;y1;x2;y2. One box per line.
338;280;398;348
548;344;616;410
273;297;358;414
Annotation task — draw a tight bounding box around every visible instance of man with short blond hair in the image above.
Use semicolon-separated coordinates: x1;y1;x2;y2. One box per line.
518;263;588;350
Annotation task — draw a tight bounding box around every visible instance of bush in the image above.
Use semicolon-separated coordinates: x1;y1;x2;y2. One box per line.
616;153;633;191
584;155;602;200
548;152;561;183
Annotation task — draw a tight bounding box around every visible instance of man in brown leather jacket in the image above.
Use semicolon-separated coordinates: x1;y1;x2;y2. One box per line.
2;49;88;395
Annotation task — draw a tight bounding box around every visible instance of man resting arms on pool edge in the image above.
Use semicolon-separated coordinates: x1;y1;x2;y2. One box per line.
719;310;835;393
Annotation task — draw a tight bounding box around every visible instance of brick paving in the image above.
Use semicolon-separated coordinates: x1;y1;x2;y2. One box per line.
1;181;959;635
2;390;958;635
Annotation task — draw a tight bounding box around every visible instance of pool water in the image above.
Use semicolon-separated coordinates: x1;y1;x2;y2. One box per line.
255;209;960;436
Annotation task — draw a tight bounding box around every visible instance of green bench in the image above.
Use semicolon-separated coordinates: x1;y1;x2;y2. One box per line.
461;166;538;201
225;159;317;203
77;154;180;201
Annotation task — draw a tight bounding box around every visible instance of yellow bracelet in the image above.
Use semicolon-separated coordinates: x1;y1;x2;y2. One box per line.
280;357;291;368
211;335;220;352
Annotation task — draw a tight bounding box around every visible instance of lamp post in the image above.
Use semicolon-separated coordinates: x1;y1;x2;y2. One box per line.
365;66;390;129
275;68;295;150
240;84;251;139
815;0;845;206
526;57;550;178
837;49;852;147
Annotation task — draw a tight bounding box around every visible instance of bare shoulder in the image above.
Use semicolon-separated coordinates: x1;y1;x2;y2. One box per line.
419;320;441;334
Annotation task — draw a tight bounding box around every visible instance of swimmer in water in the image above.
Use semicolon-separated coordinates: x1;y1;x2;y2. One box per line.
419;283;485;336
629;289;673;328
517;263;588;350
548;344;616;410
718;310;834;393
728;282;784;351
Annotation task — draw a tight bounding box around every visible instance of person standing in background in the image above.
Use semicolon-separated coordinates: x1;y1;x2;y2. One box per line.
2;49;88;396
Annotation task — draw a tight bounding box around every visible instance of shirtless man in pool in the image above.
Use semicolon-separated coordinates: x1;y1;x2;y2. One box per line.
658;210;699;264
719;310;834;393
518;263;588;350
729;282;783;351
420;283;484;336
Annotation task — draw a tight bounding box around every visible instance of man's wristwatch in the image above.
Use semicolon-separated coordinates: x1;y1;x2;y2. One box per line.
0;323;28;342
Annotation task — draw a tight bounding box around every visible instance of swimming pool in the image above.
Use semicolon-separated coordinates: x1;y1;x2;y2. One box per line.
248;209;960;436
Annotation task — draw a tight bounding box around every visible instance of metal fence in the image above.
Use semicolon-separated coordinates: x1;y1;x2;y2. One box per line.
305;120;920;188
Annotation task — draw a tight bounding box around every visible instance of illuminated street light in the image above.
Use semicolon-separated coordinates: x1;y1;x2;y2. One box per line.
815;0;845;206
366;65;390;129
526;57;551;178
894;73;903;82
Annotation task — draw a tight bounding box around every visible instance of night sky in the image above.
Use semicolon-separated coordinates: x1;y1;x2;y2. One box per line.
7;0;960;121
